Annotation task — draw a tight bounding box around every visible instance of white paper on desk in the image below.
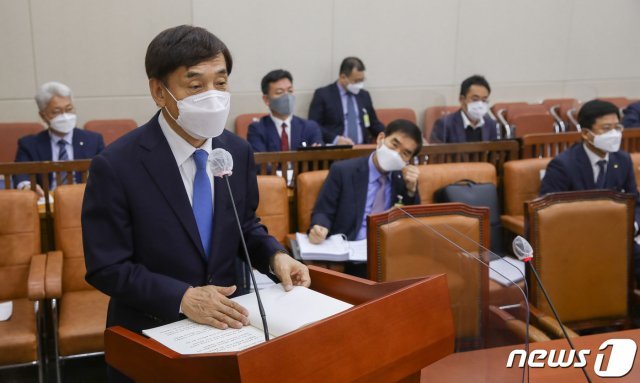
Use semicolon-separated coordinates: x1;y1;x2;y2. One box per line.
233;284;353;337
347;239;367;261
37;195;54;206
0;301;13;321
489;257;525;287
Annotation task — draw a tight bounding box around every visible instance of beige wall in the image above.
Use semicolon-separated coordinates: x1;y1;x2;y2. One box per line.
1;0;639;132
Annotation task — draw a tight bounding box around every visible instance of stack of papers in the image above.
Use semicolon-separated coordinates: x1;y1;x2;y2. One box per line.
489;257;525;286
295;233;367;262
0;301;13;321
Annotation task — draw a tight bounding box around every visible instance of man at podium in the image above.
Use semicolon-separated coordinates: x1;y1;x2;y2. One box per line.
81;25;310;381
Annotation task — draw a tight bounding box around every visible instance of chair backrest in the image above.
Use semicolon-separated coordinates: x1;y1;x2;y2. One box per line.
502;158;551;216
0;190;40;300
375;108;417;127
234;113;266;139
84;119;137;146
520;132;581;159
423;106;459;141
417;163;497;204
541;98;580;127
599;97;631;110
525;190;633;328
367;203;490;350
296;170;329;233
256;176;289;245
631;153;640;190
504;104;557;137
0;123;44;163
53;184;93;292
490;102;528;119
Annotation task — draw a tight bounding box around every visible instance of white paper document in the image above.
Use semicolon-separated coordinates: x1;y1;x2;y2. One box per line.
295;233;367;262
143;284;352;354
0;301;13;321
489;257;525;286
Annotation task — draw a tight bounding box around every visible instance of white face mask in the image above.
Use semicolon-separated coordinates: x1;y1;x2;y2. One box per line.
592;129;622;153
346;81;364;95
466;101;489;121
164;88;231;140
376;142;407;172
49;113;77;134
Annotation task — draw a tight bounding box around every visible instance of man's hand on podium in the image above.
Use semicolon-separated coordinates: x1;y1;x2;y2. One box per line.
181;285;250;330
270;252;311;291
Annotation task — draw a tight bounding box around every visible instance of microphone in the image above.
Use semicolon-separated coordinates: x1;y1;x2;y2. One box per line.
209;148;270;342
512;236;592;383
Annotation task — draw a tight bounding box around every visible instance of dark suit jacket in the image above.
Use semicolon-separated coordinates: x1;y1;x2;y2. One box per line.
247;115;323;152
622;101;640;128
308;82;384;144
82;112;284;334
429;110;498;144
540;143;640;224
14;128;105;185
310;156;420;240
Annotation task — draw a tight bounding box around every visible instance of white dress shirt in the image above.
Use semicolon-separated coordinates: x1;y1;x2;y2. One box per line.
158;112;214;205
583;143;609;183
461;110;485;130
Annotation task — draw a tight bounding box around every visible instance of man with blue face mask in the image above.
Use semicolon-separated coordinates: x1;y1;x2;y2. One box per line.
13;81;105;195
308;119;422;277
81;26;310;381
247;69;323;152
540;99;640;285
430;75;498;144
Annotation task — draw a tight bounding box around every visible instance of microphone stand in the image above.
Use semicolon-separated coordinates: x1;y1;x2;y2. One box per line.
223;175;270;342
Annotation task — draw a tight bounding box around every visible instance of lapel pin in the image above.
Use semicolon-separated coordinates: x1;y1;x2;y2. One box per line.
614;164;618;169
80;141;84;146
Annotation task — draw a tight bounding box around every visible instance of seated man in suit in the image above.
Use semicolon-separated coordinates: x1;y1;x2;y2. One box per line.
308;119;422;276
247;69;323;152
540;99;640;284
309;57;384;145
622;100;640;128
14;81;105;195
430;75;498;144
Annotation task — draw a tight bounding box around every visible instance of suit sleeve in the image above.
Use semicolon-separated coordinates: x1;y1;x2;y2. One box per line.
309;89;336;143
622;103;640;128
82;154;190;322
539;158;571;196
241;145;285;273
13;137;33;185
488;118;498;141
621;153;640;228
306;120;324;146
96;135;105;154
429;117;446;144
364;94;384;138
247;122;267;153
310;164;343;231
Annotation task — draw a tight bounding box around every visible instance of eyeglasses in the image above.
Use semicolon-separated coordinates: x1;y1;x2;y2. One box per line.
45;106;75;119
593;123;624;133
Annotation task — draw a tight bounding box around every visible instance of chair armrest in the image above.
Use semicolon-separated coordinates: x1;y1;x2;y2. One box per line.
529;304;580;339
489;305;550;343
28;253;47;301
45;251;64;299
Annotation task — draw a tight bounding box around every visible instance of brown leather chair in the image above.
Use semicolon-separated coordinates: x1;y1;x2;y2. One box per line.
234;113;266;140
296;170;329;233
422;106;458;142
46;184;109;382
525;190;635;332
375;108;417;127
501;158;551;236
417;162;497;205
0;122;44;163
84;119;137;146
631;153;640;192
256;176;289;245
506;104;558;137
0;190;46;382
367;203;546;350
541;98;580;132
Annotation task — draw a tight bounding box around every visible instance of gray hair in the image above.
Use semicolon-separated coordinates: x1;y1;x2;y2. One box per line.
35;82;73;111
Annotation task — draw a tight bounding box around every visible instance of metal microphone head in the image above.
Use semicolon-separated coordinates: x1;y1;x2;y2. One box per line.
512;236;534;262
209;148;234;177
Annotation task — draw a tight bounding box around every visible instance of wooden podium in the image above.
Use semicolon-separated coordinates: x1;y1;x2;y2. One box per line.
104;266;455;382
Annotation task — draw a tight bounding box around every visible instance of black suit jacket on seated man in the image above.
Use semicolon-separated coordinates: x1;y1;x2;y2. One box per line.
82;112;284;334
311;155;420;241
308;82;384;144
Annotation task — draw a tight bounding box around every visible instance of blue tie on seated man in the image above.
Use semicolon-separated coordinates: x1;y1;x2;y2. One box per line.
308;57;385;145
540;99;640;285
429;75;498;144
247;69;323;152
308;119;423;277
13;81;105;196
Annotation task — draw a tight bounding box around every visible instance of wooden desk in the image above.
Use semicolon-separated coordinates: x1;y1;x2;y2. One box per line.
421;329;640;382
